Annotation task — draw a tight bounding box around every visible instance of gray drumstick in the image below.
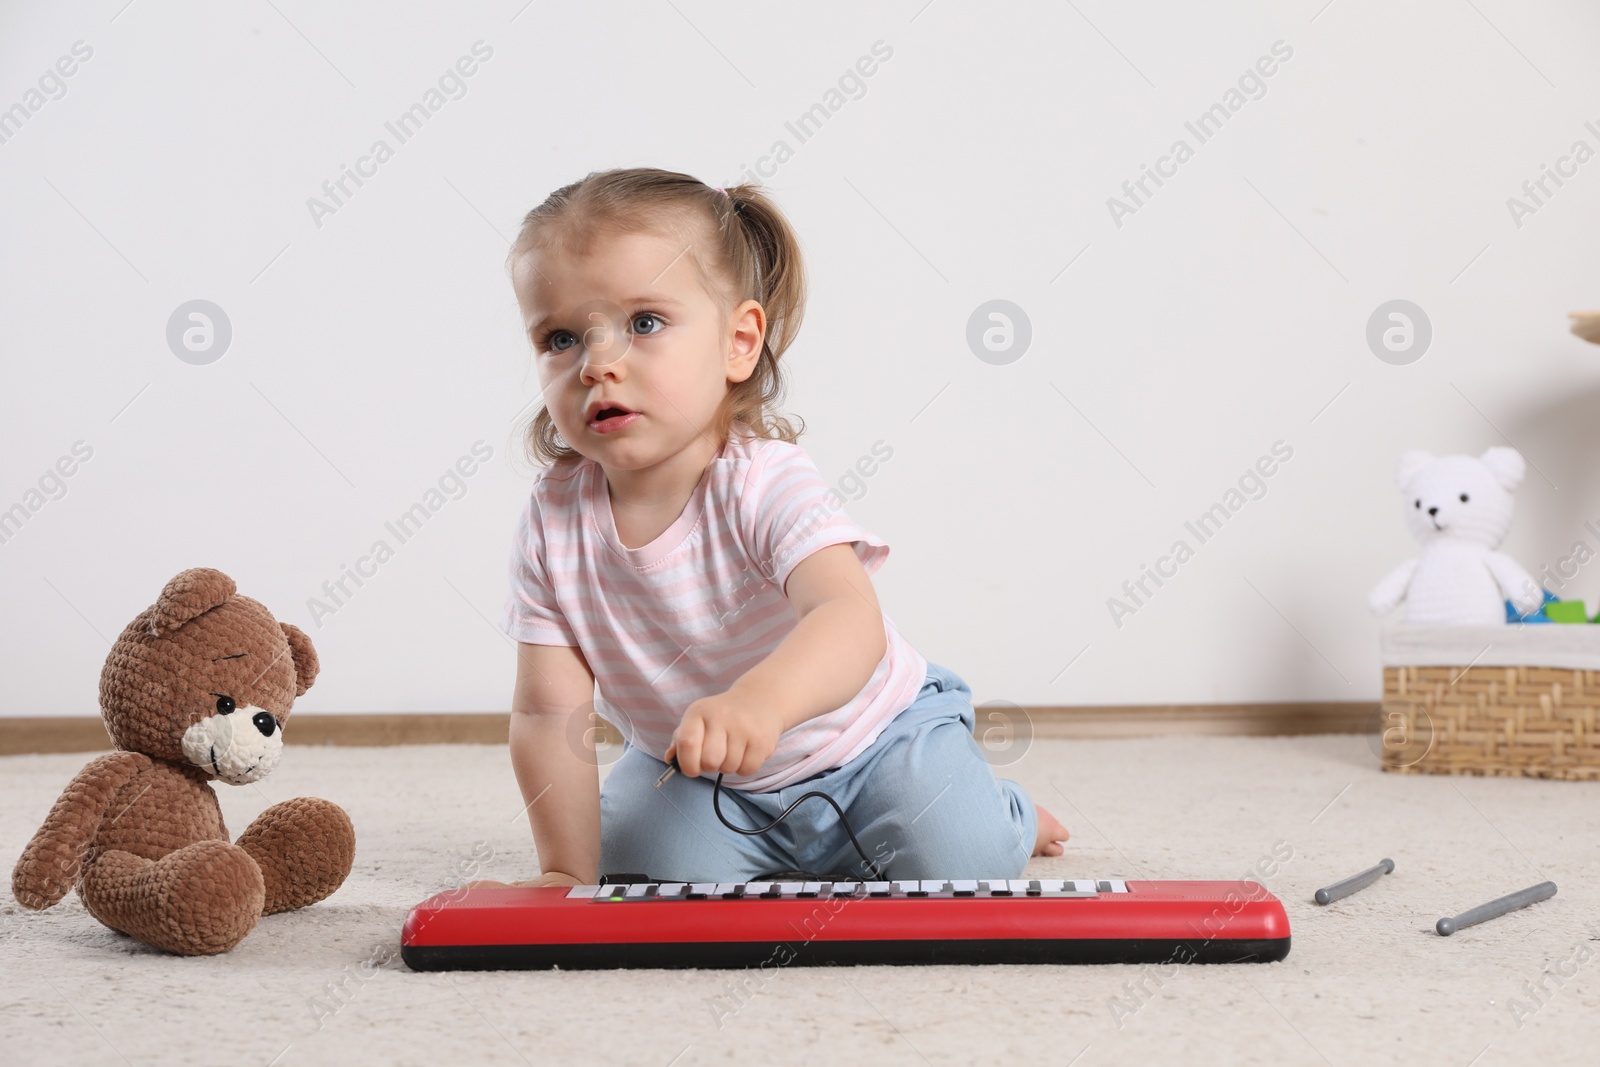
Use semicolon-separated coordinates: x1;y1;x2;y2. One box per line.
1437;881;1557;936
1314;858;1395;905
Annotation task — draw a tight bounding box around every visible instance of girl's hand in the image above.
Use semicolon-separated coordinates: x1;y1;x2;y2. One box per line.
667;691;784;778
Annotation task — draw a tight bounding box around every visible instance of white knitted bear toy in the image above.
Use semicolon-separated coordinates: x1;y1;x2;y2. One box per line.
1368;447;1544;625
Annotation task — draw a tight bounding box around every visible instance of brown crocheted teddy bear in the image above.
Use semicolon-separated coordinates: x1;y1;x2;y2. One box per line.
11;567;357;956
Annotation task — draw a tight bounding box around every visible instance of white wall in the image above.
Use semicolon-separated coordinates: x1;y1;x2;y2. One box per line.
4;0;1599;717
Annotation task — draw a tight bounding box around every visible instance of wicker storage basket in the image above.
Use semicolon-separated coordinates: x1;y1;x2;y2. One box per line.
1378;622;1600;780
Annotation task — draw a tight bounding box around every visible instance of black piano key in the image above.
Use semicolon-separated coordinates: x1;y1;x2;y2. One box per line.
762;883;782;897
1027;879;1042;896
1097;880;1114;893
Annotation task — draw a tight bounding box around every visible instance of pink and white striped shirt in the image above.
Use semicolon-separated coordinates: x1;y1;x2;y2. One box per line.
498;426;928;793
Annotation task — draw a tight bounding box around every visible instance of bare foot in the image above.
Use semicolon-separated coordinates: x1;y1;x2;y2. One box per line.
1033;804;1070;857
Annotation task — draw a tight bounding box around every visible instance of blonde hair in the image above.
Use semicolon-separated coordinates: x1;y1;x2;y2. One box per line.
506;167;808;468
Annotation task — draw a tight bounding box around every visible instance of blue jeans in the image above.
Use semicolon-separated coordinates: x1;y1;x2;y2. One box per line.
597;661;1039;881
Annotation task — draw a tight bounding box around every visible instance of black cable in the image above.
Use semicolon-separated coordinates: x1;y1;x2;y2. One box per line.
663;756;888;881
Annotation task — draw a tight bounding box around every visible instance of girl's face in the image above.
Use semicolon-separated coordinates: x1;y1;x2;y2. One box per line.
513;227;764;478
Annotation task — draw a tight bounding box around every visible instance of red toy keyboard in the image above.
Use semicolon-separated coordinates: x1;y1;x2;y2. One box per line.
401;878;1291;970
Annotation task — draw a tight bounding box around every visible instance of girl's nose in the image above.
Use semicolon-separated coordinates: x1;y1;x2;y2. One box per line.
580;351;627;383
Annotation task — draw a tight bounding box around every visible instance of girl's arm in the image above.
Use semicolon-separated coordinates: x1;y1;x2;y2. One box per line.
670;543;889;777
746;542;890;731
508;641;601;885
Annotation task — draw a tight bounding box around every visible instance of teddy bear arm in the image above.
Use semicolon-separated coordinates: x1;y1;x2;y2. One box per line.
11;751;152;910
1483;551;1543;612
1368;558;1418;616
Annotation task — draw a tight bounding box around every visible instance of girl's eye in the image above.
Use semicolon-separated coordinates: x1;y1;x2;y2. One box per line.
631;313;663;335
1459;493;1469;503
544;330;578;353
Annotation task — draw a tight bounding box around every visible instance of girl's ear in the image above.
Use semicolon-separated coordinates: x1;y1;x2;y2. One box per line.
725;299;765;384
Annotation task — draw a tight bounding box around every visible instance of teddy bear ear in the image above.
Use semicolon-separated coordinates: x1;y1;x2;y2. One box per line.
148;568;236;637
281;622;319;697
1480;446;1526;490
1396;450;1434;490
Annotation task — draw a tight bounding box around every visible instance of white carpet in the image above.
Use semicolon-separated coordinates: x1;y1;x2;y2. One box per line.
3;734;1596;1066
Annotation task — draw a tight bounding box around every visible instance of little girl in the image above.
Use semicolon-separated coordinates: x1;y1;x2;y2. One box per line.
494;166;1069;887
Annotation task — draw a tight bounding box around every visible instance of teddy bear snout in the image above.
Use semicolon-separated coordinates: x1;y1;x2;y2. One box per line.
211;695;277;737
179;704;285;785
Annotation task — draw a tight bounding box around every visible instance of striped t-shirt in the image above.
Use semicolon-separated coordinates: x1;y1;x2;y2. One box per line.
497;426;928;793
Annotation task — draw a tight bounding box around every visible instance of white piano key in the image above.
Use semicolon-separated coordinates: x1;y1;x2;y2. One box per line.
893;880;921;894
566;884;605;899
951;879;979;894
1007;879;1030;894
657;883;687;898
1039;879;1067;892
863;881;893;895
624;883;654;898
745;882;775;896
778;882;804;896
714;883;741;897
831;881;861;895
913;879;942;894
1107;879;1129;893
799;882;825;896
688;882;718;896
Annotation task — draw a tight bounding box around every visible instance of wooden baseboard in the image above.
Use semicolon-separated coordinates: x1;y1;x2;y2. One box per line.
1020;702;1376;738
0;703;1377;756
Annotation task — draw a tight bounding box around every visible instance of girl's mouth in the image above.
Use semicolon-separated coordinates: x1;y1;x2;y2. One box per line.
589;408;641;434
